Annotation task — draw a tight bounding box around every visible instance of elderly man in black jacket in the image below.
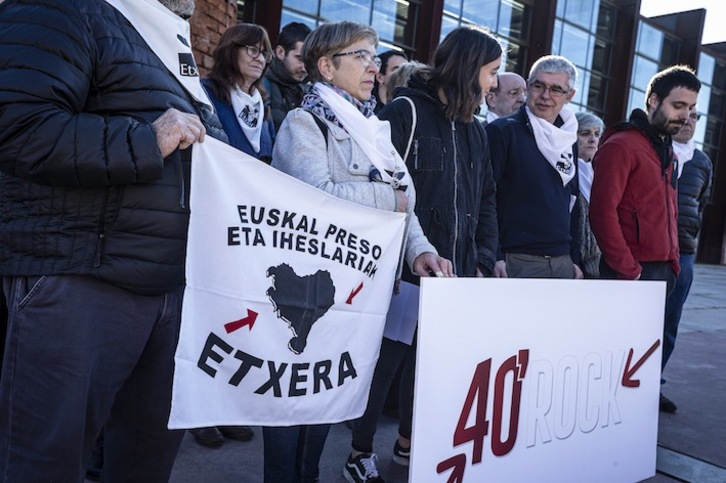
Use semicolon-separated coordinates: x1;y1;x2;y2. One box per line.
660;110;713;413
0;0;222;480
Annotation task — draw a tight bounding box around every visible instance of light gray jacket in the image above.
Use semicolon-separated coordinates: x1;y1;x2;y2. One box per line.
272;108;437;272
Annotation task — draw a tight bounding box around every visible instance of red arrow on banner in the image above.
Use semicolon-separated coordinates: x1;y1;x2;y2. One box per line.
621;339;661;388
224;309;258;334
346;282;363;305
436;453;466;483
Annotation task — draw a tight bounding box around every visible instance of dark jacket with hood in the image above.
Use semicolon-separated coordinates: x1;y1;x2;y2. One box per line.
263;59;307;132
378;74;499;280
590;109;680;279
676;149;712;255
0;0;226;295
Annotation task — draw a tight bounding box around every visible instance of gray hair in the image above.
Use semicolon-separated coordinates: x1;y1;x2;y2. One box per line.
158;0;195;18
384;60;427;103
303;21;378;83
575;111;604;132
528;55;578;90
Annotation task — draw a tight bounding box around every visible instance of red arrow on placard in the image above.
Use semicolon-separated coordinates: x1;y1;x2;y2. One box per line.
346;282;363;305
224;309;258;334
621;339;661;388
436;453;466;483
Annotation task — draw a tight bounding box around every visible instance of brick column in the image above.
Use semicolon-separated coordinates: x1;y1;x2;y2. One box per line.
190;0;237;77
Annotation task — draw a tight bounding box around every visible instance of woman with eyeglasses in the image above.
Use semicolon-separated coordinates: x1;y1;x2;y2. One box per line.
340;25;501;482
269;21;452;483
575;111;605;278
202;23;275;163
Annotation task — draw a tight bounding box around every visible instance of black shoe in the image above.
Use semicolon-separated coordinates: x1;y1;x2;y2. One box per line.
219;425;255;441
190;427;224;447
392;439;410;467
660;393;678;413
343;453;385;483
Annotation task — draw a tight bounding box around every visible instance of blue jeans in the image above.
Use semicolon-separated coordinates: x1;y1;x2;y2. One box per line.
0;275;184;482
663;254;695;370
263;425;331;483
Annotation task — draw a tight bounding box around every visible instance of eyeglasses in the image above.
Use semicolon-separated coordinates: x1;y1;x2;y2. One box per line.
505;88;525;99
242;45;273;63
332;49;382;69
528;81;570;98
687;113;701;122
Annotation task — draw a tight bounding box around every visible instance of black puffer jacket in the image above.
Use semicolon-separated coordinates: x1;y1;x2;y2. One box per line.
0;0;225;295
379;75;498;280
677;150;712;254
264;60;308;132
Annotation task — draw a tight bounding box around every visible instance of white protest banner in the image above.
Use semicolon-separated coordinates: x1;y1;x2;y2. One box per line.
169;138;406;428
412;279;663;483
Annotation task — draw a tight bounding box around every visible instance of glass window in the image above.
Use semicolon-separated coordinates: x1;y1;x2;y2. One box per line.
699;52;716;83
284;0;315;13
320;0;372;24
636;23;663;57
498;1;527;39
627;88;645;115
698;85;712;119
444;0;462;17
563;0;596;30
660;36;680;66
708;89;725;119
559;22;592;69
280;10;317;29
712;60;726;91
461;0;499;28
591;38;611;74
631;55;658;92
371;0;414;45
596;2;616;39
587;73;607;112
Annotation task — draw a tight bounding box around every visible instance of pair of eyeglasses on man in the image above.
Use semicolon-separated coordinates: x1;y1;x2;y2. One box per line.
688;113;701;122
332;49;382;69
528;81;570;98
243;45;273;63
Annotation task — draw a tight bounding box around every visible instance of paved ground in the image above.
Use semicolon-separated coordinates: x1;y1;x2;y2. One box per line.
165;264;726;482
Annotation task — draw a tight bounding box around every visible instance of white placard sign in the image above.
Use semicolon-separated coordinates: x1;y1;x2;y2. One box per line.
169;138;406;428
412;278;664;483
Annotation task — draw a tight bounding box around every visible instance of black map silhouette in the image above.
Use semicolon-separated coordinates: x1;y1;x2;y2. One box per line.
266;263;336;354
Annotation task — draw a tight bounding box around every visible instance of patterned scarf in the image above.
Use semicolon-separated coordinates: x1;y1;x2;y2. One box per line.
301;82;376;128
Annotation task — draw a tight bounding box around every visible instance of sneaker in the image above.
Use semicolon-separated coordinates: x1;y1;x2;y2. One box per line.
343;453;385;483
219;425;255;441
190;427;224;447
392;440;410;466
659;393;678;413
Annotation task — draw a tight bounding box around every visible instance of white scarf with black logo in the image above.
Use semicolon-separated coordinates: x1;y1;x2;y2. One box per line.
104;0;212;109
526;106;577;186
230;87;264;153
315;83;411;189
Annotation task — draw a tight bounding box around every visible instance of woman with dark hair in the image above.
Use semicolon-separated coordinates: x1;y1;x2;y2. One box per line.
202;23;275;163
270;20;451;483
342;26;502;482
372;50;408;114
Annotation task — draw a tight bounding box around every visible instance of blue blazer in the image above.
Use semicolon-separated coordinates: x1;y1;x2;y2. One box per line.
202;78;275;162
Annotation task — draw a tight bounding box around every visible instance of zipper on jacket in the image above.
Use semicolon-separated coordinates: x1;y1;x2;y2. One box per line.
93;190;111;268
413;139;419;170
633;209;640;244
451;120;459;271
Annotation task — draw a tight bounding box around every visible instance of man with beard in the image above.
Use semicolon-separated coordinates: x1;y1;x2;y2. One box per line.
0;0;221;480
590;66;700;293
264;22;312;131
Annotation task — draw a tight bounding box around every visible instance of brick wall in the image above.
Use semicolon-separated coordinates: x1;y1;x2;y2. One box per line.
190;0;238;77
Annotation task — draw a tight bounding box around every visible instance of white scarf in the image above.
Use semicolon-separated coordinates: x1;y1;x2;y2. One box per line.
486;110;499;124
578;158;594;203
230;87;264;153
314;83;411;188
525;106;577;186
673;139;696;179
104;0;212;109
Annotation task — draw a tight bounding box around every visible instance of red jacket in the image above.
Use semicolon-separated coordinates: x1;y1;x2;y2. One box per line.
590;113;679;279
